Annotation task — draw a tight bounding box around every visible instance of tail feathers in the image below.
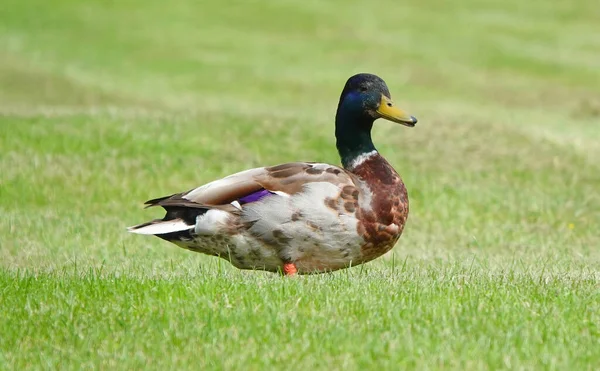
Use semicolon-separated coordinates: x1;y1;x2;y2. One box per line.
127;218;192;235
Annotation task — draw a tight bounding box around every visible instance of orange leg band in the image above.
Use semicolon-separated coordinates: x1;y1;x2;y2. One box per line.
283;263;298;276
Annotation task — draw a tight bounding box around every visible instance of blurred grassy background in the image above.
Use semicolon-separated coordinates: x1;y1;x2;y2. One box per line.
1;0;599;369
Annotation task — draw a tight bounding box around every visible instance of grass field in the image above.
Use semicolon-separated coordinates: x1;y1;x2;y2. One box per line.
1;0;600;369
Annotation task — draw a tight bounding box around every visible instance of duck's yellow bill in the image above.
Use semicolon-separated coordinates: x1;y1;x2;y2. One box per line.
376;95;417;127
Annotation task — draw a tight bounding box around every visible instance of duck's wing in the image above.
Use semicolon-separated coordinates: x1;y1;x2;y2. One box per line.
128;162;358;236
143;162;357;210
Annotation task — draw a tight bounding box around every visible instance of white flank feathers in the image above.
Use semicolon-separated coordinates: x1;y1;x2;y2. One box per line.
194;209;232;235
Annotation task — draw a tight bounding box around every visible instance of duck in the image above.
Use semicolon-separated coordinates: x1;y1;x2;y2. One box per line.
128;73;417;275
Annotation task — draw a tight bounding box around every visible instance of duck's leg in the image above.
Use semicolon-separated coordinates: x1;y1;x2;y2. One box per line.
283;262;298;276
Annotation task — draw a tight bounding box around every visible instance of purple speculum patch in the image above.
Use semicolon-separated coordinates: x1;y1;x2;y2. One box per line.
238;189;274;204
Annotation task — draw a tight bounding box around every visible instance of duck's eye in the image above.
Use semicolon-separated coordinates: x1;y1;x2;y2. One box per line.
359;87;368;92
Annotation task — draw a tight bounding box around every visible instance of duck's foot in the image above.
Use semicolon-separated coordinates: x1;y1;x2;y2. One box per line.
283;262;298;276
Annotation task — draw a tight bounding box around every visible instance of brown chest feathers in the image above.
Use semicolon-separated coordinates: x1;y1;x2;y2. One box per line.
352;154;409;261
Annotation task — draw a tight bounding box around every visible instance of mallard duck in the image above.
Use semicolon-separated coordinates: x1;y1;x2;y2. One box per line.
128;73;417;275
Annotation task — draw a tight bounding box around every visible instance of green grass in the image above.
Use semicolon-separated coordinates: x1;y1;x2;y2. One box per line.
1;0;599;369
2;266;599;370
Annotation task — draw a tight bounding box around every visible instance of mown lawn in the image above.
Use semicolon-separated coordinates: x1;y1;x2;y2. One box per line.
1;0;599;369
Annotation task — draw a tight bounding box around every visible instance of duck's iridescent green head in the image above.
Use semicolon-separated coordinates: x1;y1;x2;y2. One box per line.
335;73;417;169
337;73;417;128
